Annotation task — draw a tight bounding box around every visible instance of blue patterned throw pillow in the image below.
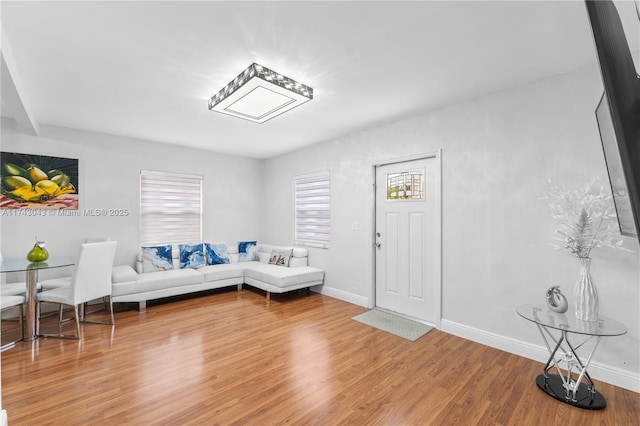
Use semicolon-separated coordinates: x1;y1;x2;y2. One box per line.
179;243;205;269
238;241;258;262
141;245;174;272
205;243;230;265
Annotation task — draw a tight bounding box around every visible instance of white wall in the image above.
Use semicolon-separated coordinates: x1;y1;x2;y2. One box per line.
263;63;640;391
1;64;637;392
0;119;264;281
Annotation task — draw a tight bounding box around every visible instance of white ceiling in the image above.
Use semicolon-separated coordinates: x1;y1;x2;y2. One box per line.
1;1;638;160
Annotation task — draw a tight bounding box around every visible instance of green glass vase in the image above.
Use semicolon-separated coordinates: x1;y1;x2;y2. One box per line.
27;241;49;262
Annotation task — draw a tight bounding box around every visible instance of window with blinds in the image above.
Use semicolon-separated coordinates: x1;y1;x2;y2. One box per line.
140;170;202;246
294;172;330;249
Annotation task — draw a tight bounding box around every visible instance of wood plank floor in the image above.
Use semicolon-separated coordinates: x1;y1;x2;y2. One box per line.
1;289;639;425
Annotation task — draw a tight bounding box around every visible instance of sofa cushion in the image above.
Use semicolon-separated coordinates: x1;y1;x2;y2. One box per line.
238;241;258;262
199;263;245;282
141;245;173;272
134;268;204;293
205;243;230;265
256;251;270;263
268;248;293;267
179;243;205;269
244;264;324;289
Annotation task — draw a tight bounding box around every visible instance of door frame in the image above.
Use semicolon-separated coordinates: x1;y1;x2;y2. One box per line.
371;150;442;329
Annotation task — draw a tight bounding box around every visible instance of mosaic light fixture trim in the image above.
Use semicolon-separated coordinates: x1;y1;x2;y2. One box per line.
208;63;313;110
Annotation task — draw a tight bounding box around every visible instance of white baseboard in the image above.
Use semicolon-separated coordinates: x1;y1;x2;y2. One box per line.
441;319;640;393
313;285;369;308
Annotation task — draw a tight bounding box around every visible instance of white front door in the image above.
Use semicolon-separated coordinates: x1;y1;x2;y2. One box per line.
375;156;440;324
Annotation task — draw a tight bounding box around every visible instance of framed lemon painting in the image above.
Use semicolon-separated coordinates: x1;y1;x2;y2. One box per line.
0;152;78;210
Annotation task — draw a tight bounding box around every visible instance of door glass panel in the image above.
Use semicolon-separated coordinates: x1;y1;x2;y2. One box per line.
386;170;424;200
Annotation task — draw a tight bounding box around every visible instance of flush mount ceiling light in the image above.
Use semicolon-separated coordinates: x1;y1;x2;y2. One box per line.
208;63;313;124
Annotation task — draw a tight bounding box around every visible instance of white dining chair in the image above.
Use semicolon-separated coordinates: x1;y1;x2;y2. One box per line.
1;281;43;296
40;237;112;291
0;255;42;296
1;294;26;351
36;241;117;339
0;253;40;296
1;282;29;296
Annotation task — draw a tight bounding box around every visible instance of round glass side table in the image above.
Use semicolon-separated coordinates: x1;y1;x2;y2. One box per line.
516;304;627;410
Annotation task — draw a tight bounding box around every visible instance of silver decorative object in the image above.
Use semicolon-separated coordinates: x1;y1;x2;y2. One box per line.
546;285;568;313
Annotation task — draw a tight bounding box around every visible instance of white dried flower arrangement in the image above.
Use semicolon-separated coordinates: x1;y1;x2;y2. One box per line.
543;178;626;258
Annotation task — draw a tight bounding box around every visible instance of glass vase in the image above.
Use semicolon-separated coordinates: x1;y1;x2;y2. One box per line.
573;257;599;321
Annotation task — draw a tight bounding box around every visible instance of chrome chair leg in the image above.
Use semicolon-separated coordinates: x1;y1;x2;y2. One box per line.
36;302;41;336
37;302;81;340
19;304;24;335
1;304;25;351
82;296;115;326
74;305;81;338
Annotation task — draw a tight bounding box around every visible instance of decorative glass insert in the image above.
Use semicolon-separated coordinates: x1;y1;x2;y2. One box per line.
387;170;424;200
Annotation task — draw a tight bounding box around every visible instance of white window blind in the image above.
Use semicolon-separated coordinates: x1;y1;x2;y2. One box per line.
294;172;330;249
140;170;202;246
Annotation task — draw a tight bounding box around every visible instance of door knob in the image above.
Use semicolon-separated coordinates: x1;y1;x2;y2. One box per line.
375;242;381;248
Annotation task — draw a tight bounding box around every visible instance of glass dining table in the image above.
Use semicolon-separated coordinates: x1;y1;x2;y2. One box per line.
1;257;76;341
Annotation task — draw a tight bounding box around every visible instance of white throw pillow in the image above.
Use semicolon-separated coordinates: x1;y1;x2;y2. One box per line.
268;248;293;267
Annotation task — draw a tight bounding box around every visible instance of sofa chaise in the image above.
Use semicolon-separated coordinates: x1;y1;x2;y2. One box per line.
111;244;324;312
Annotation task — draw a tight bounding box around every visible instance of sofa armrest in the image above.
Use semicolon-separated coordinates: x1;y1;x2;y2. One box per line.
112;265;139;283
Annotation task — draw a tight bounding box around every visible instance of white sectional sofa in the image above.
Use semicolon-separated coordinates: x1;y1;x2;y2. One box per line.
111;244;324;312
